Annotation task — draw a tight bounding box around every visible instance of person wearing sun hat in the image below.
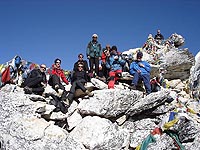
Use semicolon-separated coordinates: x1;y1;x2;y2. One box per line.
86;33;102;77
129;51;151;95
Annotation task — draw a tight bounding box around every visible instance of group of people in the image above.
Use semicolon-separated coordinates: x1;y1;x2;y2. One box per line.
21;30;166;107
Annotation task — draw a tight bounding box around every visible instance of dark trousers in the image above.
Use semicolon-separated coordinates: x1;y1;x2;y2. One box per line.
68;79;87;101
132;72;151;94
48;74;67;101
102;63;109;79
48;74;65;90
89;57;99;76
23;76;44;95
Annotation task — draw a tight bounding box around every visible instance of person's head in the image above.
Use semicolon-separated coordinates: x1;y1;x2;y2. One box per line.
106;44;111;50
148;34;153;39
157;29;161;34
111;45;117;55
92;33;98;41
78;53;84;60
78;63;84;71
136;51;143;60
54;58;61;68
40;64;46;72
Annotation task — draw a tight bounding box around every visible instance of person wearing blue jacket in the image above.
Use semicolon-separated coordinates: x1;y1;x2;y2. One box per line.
106;46;125;89
129;51;151;94
86;33;102;77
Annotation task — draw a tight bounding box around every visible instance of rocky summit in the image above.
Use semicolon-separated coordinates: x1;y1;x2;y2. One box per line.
0;36;200;149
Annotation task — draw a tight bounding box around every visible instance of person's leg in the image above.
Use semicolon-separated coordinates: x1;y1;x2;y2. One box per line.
24;77;43;88
142;74;151;94
94;57;99;76
76;79;87;92
67;81;77;101
89;57;95;75
32;87;45;95
108;71;115;89
50;74;61;90
132;72;140;86
76;79;94;96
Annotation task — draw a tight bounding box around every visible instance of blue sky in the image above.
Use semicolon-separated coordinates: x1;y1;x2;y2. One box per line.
0;0;199;70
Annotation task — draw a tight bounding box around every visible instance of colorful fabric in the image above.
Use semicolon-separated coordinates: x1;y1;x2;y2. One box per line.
140;134;156;150
163;118;178;130
1;66;11;83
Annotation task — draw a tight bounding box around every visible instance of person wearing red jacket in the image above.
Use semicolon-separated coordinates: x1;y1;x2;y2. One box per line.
48;58;69;105
101;45;111;79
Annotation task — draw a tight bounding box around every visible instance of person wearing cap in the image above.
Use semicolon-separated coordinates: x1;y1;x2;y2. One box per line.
154;29;164;45
129;51;151;95
48;58;69;104
67;63;94;103
22;64;47;95
86;33;102;77
106;45;125;89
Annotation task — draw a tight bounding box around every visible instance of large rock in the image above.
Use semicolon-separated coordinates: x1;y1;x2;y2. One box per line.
70;116;130;150
189;51;200;100
77;89;143;118
161;48;194;80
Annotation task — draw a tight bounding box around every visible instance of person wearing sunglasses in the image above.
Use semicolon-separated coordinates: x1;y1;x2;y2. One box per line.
22;64;47;95
129;51;151;95
67;63;94;103
73;53;89;73
48;58;69;105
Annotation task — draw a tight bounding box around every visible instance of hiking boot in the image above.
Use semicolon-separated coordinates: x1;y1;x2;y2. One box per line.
57;89;64;97
63;98;70;106
85;90;94;97
24;86;32;94
54;84;59;90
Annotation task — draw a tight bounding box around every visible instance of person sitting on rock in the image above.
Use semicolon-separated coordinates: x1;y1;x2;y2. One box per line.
22;64;47;95
129;51;151;95
48;58;69;105
73;53;90;81
67;63;94;104
73;53;89;73
106;46;125;89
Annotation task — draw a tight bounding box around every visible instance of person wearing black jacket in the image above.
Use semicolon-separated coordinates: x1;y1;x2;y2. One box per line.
73;53;89;72
67;64;93;103
154;29;164;44
22;64;47;95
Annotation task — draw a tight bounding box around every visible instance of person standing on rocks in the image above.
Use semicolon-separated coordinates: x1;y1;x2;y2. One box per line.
86;33;102;77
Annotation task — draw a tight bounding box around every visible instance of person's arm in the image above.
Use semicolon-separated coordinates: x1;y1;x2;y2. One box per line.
86;42;91;59
141;61;151;73
84;60;89;72
60;70;69;85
